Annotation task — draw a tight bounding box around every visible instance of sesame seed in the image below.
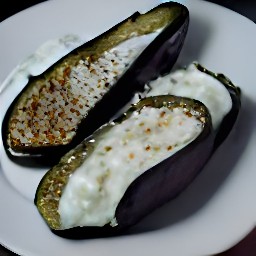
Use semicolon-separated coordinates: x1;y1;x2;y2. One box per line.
145;145;151;151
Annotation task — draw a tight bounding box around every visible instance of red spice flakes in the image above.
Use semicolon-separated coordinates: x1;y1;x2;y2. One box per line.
49;81;55;92
58;112;65;118
31;101;38;111
160;111;166;118
63;66;71;78
145;145;151;151
129;153;135;159
59;128;66;138
39;85;46;94
167;145;173;151
70;108;76;113
185;111;193;118
71;98;79;105
75;110;81;116
47;133;55;143
145;128;151;134
58;79;65;86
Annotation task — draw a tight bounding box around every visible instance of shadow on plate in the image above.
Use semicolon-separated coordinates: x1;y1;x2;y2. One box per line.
173;11;214;69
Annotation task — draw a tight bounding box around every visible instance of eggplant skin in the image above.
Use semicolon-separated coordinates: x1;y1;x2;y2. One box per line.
116;64;242;232
194;63;241;148
34;95;213;238
2;2;189;167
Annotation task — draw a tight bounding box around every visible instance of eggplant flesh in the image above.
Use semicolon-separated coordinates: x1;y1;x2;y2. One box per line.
2;2;189;166
35;95;212;237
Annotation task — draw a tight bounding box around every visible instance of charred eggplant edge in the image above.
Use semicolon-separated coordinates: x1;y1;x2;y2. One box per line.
2;2;189;167
194;63;241;148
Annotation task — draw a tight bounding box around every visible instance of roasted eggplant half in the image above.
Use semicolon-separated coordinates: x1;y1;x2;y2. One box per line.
145;62;241;147
2;2;189;166
35;95;213;238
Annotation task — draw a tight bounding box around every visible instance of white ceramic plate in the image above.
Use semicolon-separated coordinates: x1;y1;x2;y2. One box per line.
0;0;256;255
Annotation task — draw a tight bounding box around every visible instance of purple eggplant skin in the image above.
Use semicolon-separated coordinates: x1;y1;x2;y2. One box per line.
194;63;241;149
1;2;189;167
115;66;242;231
115;122;214;230
36;95;213;239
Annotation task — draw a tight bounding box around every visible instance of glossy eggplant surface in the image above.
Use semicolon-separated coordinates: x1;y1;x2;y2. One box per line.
2;2;189;166
35;95;213;238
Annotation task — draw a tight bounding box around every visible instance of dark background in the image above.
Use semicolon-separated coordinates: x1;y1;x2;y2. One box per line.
0;1;255;255
0;0;256;23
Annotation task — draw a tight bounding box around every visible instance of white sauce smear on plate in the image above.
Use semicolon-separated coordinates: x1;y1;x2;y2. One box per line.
0;34;83;95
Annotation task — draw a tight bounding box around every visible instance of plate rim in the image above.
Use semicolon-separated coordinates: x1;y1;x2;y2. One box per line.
0;0;256;255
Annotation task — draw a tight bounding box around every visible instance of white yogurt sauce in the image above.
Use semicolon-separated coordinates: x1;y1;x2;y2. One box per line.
146;63;232;129
59;106;203;229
